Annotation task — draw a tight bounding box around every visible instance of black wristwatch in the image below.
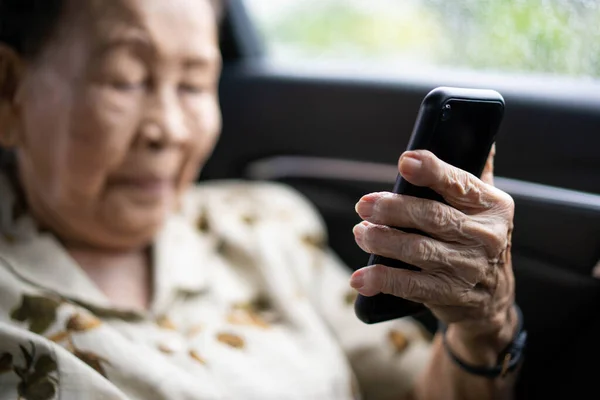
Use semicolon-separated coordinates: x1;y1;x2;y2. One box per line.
440;304;527;378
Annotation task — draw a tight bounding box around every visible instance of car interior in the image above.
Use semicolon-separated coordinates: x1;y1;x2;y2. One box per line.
202;0;600;397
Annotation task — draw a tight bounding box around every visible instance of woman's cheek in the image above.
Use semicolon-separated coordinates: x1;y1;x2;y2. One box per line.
63;87;143;194
74;86;142;161
174;94;221;191
185;92;222;150
84;85;143;137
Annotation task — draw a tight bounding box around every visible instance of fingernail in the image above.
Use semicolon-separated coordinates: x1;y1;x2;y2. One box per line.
350;270;365;289
399;153;422;178
355;194;378;218
352;222;368;240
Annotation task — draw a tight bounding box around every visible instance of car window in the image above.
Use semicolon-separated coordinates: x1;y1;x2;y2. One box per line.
244;0;600;80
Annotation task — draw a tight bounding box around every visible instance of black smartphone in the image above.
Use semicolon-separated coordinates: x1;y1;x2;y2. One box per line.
354;86;505;324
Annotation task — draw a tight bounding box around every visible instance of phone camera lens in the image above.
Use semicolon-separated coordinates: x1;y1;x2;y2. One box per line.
441;104;452;122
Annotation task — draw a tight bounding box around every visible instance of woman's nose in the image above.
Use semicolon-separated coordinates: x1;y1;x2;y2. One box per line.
139;91;190;149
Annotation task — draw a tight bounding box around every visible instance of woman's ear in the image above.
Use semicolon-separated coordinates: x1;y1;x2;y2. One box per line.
0;44;24;148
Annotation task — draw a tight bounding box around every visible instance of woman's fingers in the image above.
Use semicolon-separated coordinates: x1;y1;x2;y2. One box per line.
352;221;483;271
350;264;424;298
350;264;489;306
350;147;516;329
397;150;512;212
355;192;478;243
355;193;510;257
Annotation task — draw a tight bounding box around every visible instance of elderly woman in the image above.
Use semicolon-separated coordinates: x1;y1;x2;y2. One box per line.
0;0;520;399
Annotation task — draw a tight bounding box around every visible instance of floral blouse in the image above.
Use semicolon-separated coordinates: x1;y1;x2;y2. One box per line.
0;173;431;400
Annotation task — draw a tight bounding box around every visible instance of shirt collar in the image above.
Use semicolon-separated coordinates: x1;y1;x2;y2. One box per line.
0;172;213;317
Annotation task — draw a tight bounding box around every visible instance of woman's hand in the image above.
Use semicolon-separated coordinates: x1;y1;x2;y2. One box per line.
350;148;516;351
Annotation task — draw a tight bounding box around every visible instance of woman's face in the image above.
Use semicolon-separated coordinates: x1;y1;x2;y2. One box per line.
8;0;222;250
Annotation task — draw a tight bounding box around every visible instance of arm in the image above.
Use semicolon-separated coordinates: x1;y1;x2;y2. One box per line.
410;308;518;400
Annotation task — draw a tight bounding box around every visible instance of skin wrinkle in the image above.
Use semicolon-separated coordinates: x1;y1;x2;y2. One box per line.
445;173;491;211
429;203;472;245
414;237;432;264
428;201;454;233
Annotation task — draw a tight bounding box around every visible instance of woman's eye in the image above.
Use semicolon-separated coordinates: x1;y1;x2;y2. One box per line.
111;80;146;91
178;83;205;94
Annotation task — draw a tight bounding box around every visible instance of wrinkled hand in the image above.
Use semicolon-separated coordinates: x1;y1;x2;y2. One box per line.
350;147;515;335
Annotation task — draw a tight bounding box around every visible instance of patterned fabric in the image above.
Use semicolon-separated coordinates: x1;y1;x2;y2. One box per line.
0;173;432;400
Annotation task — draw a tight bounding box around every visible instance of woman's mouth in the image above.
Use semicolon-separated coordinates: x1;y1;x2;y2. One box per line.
109;175;176;203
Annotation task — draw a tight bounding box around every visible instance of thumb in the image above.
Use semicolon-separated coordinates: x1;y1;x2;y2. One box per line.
398;150;495;211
